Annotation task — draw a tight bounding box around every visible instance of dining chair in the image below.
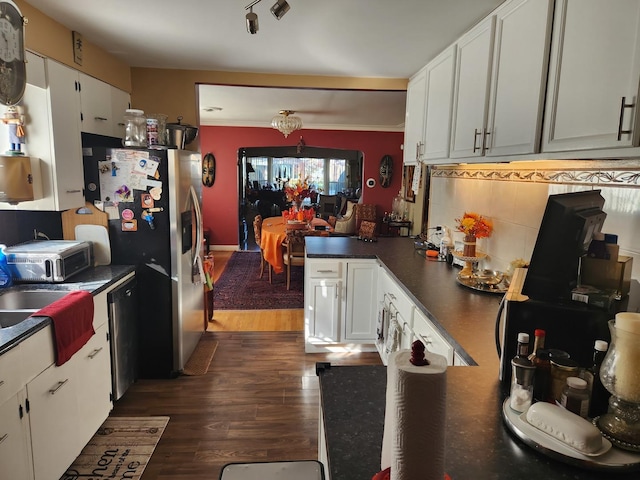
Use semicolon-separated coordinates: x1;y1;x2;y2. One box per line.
252;214;271;281
282;230;306;290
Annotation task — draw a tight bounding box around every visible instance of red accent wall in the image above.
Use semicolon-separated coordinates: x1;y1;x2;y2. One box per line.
199;126;404;247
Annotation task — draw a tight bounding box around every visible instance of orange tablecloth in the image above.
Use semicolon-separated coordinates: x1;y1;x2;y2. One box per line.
260;217;288;274
260;217;333;274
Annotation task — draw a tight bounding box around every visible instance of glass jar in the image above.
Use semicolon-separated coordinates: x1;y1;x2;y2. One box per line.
123;109;147;147
146;113;168;146
550;357;580;404
560;376;590;418
510;357;535;413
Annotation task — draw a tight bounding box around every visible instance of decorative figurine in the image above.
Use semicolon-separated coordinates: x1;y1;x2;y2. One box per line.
2;105;25;154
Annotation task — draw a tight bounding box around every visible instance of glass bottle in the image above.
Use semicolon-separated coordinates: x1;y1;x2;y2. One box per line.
560;376;590;418
588;340;610;418
532;348;551;403
515;332;530;359
528;328;546;362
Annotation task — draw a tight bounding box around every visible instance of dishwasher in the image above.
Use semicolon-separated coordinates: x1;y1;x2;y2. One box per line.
108;276;138;401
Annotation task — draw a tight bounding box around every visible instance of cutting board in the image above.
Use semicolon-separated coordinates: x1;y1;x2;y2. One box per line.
61;202;109;240
75;224;111;265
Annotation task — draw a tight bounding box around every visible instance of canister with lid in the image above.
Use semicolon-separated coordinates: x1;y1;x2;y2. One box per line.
549;357;580;404
123;109;147;147
560;376;590;418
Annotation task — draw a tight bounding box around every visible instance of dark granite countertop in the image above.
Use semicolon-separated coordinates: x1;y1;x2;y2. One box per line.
0;264;135;355
308;237;640;479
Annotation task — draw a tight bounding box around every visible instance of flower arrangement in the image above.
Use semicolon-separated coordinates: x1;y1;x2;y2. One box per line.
284;176;311;204
455;212;493;238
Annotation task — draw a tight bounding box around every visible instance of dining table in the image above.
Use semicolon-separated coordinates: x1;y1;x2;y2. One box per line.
260;216;333;274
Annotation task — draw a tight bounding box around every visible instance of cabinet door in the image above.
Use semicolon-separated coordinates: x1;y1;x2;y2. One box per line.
343;262;378;341
28;358;80;480
449;16;496;159
79;73;112;136
75;324;112;447
486;0;553;156
46;60;84;211
111;87;131;138
403;67;427;165
423;45;456;161
412;308;454;365
542;0;640;151
0;390;33;480
306;278;341;343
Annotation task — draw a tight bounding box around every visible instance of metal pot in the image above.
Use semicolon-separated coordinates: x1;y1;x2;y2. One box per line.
166;116;199;148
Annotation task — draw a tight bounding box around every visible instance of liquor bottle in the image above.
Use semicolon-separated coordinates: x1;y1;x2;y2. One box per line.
588;340;610;418
532;348;551;403
515;332;530;359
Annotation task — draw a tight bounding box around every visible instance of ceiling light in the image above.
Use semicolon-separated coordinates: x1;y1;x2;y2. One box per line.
270;0;290;20
246;7;259;34
271;110;303;138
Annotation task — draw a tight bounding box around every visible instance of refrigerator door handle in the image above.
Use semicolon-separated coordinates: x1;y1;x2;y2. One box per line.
190;185;203;267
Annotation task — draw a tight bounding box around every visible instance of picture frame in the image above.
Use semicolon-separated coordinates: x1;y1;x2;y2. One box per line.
403;165;416;203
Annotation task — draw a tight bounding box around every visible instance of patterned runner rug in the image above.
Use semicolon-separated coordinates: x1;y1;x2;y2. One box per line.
214;251;304;310
60;416;169;480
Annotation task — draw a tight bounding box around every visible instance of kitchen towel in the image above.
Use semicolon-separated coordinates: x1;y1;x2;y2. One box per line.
34;290;95;366
381;349;447;480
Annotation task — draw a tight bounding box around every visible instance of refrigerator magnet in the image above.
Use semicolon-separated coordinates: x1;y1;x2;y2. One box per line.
121;209;135;221
121;219;138;232
141;193;154;208
150;186;162;200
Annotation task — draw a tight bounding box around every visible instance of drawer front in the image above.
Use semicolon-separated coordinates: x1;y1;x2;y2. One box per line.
307;261;342;279
412;309;454;365
20;325;55;383
0;345;22;404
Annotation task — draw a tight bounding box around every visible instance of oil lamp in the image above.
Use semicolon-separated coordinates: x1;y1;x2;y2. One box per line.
596;312;640;452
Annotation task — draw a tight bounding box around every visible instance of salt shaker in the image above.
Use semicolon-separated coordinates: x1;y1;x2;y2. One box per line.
510;357;535;413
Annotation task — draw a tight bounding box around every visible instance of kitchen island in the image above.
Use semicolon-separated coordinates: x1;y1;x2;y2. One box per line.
306;237;639;480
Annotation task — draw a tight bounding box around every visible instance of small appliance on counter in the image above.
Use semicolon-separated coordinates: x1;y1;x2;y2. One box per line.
4;240;92;283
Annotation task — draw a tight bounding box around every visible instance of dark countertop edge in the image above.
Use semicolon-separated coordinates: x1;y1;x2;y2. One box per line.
0;265;135;356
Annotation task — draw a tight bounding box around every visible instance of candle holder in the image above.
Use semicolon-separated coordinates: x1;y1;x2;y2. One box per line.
595;318;640;452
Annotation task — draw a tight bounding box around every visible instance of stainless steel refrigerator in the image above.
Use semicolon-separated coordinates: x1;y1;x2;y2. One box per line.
83;146;204;378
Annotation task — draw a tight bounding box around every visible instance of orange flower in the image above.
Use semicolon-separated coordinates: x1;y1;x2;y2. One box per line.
455;212;493;238
284;177;311;202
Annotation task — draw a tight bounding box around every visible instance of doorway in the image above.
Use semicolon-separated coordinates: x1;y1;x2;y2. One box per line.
238;146;363;250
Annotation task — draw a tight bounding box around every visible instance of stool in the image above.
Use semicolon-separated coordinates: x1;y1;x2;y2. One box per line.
219;460;325;479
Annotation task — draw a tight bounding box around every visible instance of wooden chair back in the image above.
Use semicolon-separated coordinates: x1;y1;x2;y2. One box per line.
253;214;263;244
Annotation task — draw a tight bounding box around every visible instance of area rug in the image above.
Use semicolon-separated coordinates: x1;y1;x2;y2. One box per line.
60;416;169;480
214;251;304;310
182;335;218;375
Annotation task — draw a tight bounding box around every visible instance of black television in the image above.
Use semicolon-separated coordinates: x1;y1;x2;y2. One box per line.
522;190;607;302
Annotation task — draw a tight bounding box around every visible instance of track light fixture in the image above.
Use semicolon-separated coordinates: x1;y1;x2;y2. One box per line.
246;6;258;34
244;0;291;34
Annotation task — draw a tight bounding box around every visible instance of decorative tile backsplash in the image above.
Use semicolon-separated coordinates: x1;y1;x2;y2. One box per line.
428;160;640;311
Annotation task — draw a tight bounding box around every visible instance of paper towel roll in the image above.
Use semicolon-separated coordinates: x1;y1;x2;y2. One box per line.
381;349;447;480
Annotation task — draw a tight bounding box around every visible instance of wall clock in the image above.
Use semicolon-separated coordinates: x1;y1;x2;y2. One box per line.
379;154;393;188
0;0;26;106
202;152;215;187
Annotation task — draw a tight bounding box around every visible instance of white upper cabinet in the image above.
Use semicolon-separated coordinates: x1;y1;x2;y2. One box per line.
542;0;640;152
79;72;112;137
485;0;554;157
403;67;427;166
111;87;131;139
450;0;553;160
423;45;457;161
449;15;496;159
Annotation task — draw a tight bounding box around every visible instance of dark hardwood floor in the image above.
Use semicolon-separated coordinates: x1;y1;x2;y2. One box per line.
111;330;381;479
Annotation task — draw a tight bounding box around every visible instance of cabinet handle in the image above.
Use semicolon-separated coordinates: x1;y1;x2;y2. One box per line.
94;116;108;121
472;128;482;153
317;269;336;273
88;347;103;359
0;433;8;445
617;96;636;141
66;189;82;194
48;379;69;395
482;129;491;154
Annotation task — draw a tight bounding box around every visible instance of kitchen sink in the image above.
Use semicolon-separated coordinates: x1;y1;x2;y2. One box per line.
0;289;76;310
0;310;37;328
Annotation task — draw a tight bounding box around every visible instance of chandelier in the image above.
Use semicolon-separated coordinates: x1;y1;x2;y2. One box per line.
271;110;303;138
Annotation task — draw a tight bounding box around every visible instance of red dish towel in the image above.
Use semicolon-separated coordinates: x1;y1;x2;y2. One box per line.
34;290;95;366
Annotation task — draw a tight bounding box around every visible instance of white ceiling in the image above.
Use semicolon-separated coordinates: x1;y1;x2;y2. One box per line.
25;0;504;131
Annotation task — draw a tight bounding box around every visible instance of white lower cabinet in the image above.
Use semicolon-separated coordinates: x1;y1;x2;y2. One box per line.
305;258;378;352
0;390;33;480
411;308;454;366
